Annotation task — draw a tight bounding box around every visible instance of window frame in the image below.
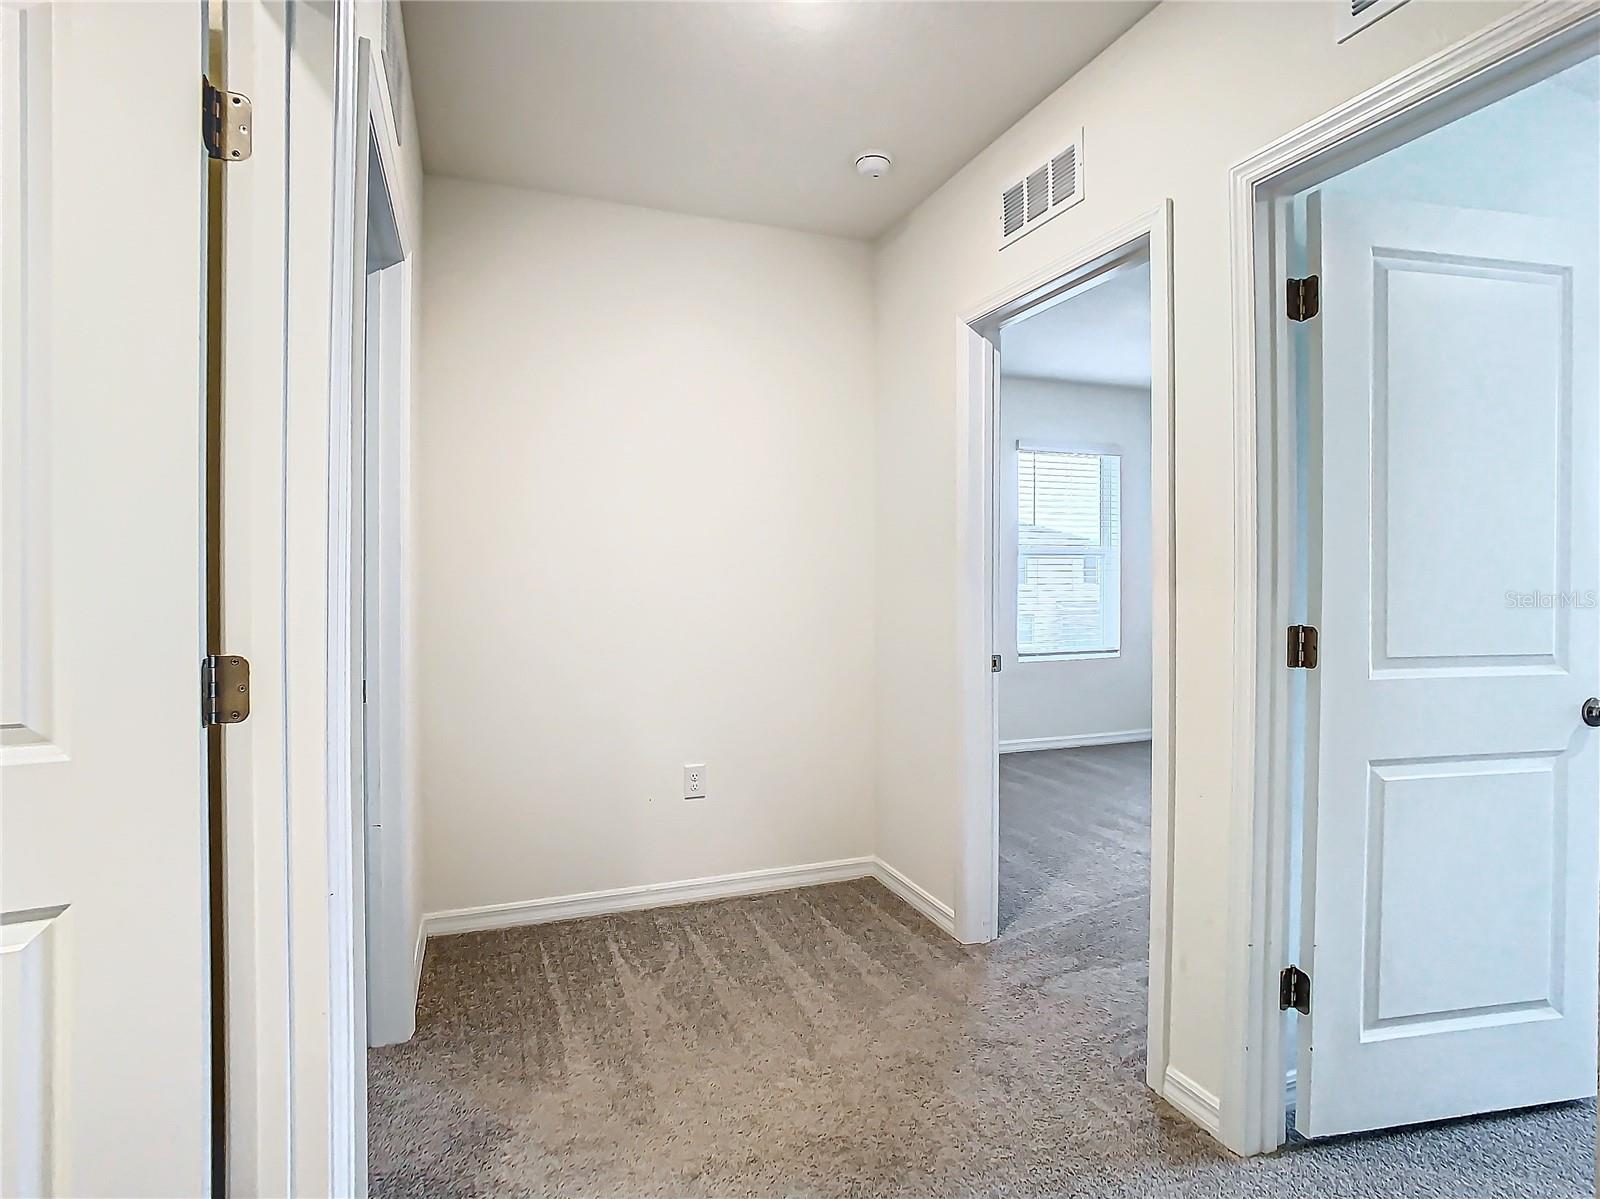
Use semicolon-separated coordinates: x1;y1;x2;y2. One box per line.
1014;442;1123;662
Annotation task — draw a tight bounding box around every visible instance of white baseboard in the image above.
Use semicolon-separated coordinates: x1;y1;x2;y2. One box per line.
871;858;958;937
1162;1066;1223;1137
421;855;961;942
412;922;427;995
999;729;1153;754
1285;1068;1297;1111
423;857;877;937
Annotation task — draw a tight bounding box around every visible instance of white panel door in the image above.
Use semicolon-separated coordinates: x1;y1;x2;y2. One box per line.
1298;193;1600;1138
1;3;211;1194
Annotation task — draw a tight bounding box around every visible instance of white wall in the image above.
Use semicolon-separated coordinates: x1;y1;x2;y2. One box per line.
997;377;1152;747
417;178;876;915
870;0;1519;1106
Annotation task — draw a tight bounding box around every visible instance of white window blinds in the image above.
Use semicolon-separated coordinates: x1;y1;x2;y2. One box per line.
1017;448;1121;658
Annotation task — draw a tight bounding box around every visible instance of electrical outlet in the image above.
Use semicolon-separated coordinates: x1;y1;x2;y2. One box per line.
683;763;707;800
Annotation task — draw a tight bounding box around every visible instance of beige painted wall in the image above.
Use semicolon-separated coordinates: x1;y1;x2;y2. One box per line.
417;179;876;914
870;0;1519;1102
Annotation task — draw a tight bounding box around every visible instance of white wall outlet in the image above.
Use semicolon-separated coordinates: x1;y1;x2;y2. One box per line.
683;763;707;800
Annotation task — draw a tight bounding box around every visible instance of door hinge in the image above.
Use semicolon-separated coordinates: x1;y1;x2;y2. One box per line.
1287;624;1319;670
1287;275;1319;322
202;654;251;726
1279;965;1311;1014
202;77;252;161
991;654;1003;673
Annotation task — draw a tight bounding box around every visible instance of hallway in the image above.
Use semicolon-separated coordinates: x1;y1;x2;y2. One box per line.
368;744;1590;1197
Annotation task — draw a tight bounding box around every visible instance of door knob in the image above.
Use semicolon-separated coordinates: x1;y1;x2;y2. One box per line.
1584;698;1600;728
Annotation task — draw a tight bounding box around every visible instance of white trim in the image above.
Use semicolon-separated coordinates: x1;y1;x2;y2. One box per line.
872;858;959;936
1163;1067;1223;1138
956;318;999;947
411;923;427;997
420;857;961;942
216;6;392;1193
1224;0;1600;1159
325;18;367;1197
423;859;878;937
1016;439;1124;456
279;6;350;1194
999;730;1152;754
356;49;417;1056
956;202;1178;1102
217;5;297;1192
325;23;420;1173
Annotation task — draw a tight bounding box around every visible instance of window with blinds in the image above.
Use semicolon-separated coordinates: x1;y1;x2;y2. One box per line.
1016;447;1121;659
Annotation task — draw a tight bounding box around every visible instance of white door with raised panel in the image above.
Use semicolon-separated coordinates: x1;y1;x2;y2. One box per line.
1;4;211;1194
1297;192;1600;1138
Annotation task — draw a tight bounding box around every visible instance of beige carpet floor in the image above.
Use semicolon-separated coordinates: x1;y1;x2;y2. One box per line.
370;742;1594;1196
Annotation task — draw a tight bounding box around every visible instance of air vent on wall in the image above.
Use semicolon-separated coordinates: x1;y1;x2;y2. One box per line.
1026;166;1049;222
1003;181;1026;238
1051;147;1077;206
1337;0;1408;43
999;128;1084;249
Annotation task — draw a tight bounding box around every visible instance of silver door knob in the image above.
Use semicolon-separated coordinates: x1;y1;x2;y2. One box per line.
1583;698;1600;728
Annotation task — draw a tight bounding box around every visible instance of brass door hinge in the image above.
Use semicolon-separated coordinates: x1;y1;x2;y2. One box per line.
203;77;252;161
202;654;251;725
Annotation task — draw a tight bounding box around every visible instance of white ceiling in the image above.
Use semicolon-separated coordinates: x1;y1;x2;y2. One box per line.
402;1;1154;240
1000;261;1151;389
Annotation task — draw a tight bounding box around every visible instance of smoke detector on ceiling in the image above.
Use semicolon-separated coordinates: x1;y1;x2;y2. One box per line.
855;151;893;179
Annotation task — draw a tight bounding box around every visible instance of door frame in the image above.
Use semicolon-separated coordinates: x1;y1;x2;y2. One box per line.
954;202;1178;1093
355;89;418;1054
328;25;416;1193
1224;0;1600;1157
329;32;411;1184
219;5;413;1194
216;3;349;1192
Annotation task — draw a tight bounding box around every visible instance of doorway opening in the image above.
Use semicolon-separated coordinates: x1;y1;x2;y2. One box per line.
1242;25;1598;1157
994;260;1154;951
956;204;1179;1105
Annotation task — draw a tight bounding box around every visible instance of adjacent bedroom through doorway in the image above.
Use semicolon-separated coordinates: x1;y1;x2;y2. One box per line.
995;260;1153;947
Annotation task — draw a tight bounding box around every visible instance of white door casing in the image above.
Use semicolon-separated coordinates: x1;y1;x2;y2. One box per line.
1298;192;1600;1137
1;3;211;1195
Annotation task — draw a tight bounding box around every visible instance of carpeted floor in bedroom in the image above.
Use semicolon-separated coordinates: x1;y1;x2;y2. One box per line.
369;741;1594;1197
